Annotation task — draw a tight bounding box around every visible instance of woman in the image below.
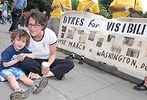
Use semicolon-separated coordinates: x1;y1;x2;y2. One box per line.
48;0;72;36
1;0;8;24
20;9;74;80
109;0;143;18
77;0;100;14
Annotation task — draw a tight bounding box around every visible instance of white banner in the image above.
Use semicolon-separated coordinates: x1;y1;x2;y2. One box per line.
57;11;147;79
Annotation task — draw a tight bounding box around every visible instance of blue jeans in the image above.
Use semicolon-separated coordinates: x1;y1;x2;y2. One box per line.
1;14;7;24
9;9;21;32
0;67;25;80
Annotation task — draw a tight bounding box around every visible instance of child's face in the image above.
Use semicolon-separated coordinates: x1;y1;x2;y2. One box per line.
13;36;27;51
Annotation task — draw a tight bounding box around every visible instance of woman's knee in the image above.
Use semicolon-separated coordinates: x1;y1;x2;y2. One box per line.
66;59;74;70
20;57;41;72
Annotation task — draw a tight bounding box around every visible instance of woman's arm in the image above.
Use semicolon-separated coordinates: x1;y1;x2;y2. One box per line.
51;3;71;11
109;6;126;12
61;4;72;11
51;3;61;9
129;7;143;16
48;43;57;65
24;53;35;59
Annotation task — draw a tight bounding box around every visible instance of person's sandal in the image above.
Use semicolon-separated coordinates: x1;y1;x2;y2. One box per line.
28;72;41;80
133;81;147;91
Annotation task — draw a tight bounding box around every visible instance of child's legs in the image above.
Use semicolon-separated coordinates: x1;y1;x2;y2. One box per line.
13;67;34;86
0;68;20;91
19;75;34;86
7;74;20;90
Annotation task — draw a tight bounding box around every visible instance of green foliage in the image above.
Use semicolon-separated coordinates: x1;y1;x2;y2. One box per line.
71;0;79;10
7;0;147;19
99;0;113;19
99;0;113;9
26;0;53;18
143;12;147;18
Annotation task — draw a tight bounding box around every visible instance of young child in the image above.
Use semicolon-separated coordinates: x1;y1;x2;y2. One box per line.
0;29;48;100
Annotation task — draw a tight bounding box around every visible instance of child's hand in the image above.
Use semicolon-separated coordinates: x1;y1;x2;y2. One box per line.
17;53;26;61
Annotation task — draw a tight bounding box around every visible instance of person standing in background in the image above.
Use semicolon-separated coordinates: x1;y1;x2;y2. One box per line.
1;0;8;24
19;11;27;27
109;0;146;91
48;0;72;36
108;0;143;18
9;0;27;33
77;0;100;14
0;1;2;23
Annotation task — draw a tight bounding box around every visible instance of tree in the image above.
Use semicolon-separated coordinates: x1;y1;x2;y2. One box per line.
99;0;113;19
71;0;79;10
26;0;53;18
143;12;147;18
99;0;113;10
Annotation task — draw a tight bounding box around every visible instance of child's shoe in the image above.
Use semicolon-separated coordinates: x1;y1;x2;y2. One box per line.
32;77;48;94
10;88;30;100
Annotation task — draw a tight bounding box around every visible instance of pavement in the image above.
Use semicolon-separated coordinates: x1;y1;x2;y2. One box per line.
0;23;147;100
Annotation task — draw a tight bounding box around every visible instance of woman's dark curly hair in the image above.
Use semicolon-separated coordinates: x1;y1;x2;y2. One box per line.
25;9;48;30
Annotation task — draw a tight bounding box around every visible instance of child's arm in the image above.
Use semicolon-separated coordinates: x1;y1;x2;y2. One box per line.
2;59;19;67
2;53;35;67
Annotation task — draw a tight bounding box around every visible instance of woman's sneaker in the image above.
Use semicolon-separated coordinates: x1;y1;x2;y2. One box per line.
32;77;48;94
10;88;30;100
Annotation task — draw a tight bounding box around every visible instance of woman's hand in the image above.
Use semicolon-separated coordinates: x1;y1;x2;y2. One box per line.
129;7;143;16
51;4;61;9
